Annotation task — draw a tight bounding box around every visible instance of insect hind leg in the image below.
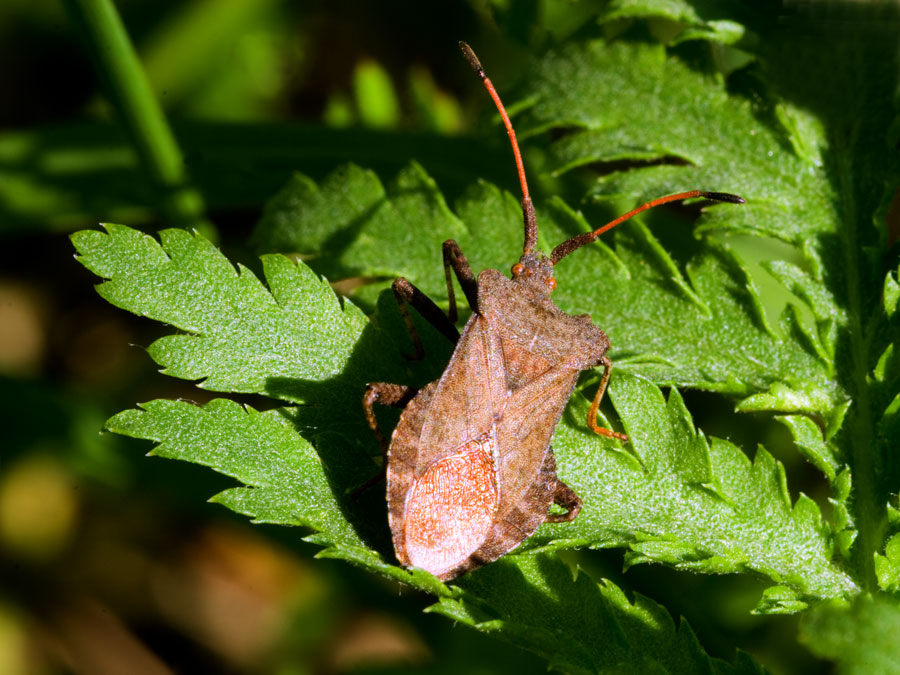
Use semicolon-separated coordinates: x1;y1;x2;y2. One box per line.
588;355;628;442
545;479;582;523
358;382;418;495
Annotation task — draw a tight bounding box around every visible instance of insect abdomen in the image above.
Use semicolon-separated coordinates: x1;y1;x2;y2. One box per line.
402;434;499;579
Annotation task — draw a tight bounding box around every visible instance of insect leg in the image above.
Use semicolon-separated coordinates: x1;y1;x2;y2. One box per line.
393;277;461;360
358;382;418;494
391;240;475;359
363;382;417;453
588;355;629;442
442;239;478;320
545;478;582;523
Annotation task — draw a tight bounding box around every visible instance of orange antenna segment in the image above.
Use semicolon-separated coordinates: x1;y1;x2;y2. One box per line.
550;190;744;264
459;42;531;204
592;190;696;237
460;41;538;254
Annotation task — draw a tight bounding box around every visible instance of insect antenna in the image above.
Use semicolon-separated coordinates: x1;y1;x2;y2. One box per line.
459;41;538;256
549;190;745;265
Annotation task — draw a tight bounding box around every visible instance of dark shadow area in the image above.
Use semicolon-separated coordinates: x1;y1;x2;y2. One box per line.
0;122;516;235
451;551;764;672
574;546;832;674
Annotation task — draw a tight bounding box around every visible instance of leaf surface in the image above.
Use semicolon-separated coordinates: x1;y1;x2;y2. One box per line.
71;223;401;403
75;219;855;602
438;553;766;675
70;11;900;672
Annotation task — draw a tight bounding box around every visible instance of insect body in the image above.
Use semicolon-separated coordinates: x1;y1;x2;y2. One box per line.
363;43;743;581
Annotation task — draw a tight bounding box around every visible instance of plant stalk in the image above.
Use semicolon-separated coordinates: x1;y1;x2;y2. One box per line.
63;0;210;232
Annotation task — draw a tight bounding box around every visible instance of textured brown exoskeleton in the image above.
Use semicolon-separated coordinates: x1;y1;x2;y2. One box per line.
363;43;744;581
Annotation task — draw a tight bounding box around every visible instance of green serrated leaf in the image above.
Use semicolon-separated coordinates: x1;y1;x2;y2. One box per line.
543;203;844;420
874;533;900;594
67;19;900;670
254;161;469;304
778;302;830;366
884;270;900;320
753;585;809;615
518;39;832;252
432;552;764;674
105;396;458;597
517;30;900;592
736;382;843;431
776;414;840;482
665;388;714;486
75;221;857;603
534;372;856;601
873;343;900;385
830;469;858;562
71;224;402;402
763;260;838;356
599;0;746;46
107;398;363;547
889;503;900;528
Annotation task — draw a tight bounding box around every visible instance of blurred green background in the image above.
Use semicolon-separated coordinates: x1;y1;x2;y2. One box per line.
0;1;832;673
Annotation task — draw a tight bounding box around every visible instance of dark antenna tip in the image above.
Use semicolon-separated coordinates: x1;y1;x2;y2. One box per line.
701;191;745;204
458;41;485;78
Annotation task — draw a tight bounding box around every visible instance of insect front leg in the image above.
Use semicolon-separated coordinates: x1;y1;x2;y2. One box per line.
392;279;458;359
392;239;477;359
587;355;628;442
358;382;418;494
442;239;478;322
545;477;582;523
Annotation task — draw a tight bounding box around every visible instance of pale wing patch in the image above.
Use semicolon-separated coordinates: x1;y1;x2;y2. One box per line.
404;435;499;578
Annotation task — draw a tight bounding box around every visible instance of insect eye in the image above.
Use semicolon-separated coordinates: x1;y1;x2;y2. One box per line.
547;278;557;290
511;263;524;277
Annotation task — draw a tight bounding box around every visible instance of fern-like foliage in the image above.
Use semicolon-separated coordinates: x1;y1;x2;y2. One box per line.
73;2;900;672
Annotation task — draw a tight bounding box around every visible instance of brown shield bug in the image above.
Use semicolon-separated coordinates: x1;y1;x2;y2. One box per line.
362;42;744;581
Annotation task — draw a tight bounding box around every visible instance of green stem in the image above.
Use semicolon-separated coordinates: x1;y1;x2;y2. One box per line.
63;0;210;232
838;133;882;592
